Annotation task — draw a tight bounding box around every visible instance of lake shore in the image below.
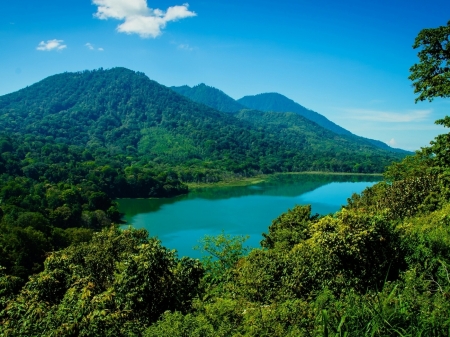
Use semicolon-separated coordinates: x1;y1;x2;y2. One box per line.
186;171;383;190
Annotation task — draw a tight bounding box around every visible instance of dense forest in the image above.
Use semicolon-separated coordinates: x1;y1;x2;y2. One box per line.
0;67;405;180
1;20;449;336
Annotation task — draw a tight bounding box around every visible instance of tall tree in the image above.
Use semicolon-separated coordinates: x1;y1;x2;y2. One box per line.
409;20;450;102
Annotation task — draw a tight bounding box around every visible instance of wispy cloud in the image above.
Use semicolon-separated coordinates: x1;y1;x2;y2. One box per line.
85;42;104;51
339;108;432;123
36;39;67;51
92;0;196;38
178;43;193;51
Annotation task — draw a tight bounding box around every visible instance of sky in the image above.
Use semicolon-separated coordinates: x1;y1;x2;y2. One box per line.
1;0;449;151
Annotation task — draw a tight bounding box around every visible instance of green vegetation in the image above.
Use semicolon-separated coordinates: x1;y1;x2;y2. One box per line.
173;83;408;153
238;92;353;136
0;67;404;180
0;133;186;280
1;21;449;336
409;20;450;102
171;83;247;112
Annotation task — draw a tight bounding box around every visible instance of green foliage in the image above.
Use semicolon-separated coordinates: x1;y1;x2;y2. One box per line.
0;67;405;181
171;83;246;113
3;22;450;334
261;204;318;250
0;132;188;280
0;227;204;336
196;232;249;286
409;20;450;102
235;109;405;173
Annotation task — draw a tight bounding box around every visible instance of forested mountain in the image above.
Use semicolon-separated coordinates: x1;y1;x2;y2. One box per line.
171;83;246;112
0;67;404;176
237;92;353;135
238;93;409;153
172;84;408;154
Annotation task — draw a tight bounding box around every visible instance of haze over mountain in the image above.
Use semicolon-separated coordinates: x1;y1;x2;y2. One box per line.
0;67;406;176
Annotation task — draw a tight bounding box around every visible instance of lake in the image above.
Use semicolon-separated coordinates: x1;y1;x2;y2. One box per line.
118;174;381;258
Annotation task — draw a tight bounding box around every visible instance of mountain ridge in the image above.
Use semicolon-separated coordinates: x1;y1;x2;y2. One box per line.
170;85;409;154
0;67;406;176
171;83;246;113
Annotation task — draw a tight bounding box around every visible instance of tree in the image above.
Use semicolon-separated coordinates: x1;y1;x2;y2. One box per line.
409;20;450;102
0;227;204;336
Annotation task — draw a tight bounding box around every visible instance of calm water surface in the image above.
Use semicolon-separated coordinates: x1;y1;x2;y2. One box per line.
118;174;381;258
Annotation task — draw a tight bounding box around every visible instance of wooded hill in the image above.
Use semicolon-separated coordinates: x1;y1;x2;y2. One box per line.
172;84;408;153
0;67;405;178
171;83;247;113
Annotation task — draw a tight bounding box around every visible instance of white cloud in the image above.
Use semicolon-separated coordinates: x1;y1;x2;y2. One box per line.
86;43;104;51
339;108;432;123
388;138;397;147
92;0;196;38
36;39;67;51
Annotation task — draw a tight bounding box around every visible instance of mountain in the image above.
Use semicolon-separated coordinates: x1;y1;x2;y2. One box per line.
171;85;408;154
171;83;246;112
237;93;410;154
0;67;406;176
237;92;352;136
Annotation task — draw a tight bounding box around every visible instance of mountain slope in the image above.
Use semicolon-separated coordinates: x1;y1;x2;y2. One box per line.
0;67;405;175
237;93;410;154
171;83;246;112
237;92;352;136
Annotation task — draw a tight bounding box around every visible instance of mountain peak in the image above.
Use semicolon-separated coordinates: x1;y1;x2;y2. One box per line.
237;93;352;136
171;83;246;113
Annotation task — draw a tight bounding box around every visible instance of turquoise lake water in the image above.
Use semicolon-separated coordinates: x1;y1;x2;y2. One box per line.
118;174;381;258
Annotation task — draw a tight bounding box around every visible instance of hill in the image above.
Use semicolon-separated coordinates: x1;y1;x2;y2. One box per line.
171;85;408;154
238;92;352;135
238;93;410;154
0;67;405;176
171;83;246;112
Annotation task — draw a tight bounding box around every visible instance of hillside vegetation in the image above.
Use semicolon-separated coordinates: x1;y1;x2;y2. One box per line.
0;68;404;178
171;83;246;113
0;68;405;285
172;82;409;154
238;92;352;136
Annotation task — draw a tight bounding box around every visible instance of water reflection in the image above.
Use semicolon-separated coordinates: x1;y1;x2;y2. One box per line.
118;174;381;258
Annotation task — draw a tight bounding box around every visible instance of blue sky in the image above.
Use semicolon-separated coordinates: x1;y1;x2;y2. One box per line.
1;0;449;151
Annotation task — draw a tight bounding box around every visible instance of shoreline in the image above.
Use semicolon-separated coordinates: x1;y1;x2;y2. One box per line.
186;171;383;190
